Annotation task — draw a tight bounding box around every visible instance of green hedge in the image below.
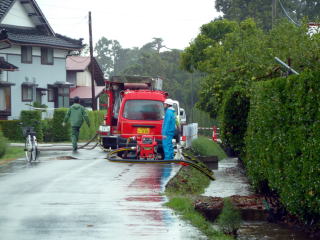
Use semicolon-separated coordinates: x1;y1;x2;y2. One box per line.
51;109;105;142
220;86;250;157
20;110;43;142
42;118;54;142
0;120;23;141
0;127;8;158
191;136;227;160
52;108;70;142
245;71;320;223
79;110;106;140
0;109;106;143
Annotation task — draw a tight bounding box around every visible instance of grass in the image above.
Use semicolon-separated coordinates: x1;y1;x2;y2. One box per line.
165;163;211;195
165;197;233;240
0;146;24;161
191;136;227;160
165;148;232;240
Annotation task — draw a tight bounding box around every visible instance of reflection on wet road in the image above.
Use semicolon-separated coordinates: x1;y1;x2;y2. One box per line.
0;149;205;240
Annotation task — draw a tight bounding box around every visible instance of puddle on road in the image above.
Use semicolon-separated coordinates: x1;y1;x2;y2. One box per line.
122;163;206;239
52;156;78;160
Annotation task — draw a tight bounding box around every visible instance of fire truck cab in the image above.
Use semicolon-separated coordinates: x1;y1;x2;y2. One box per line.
99;76;167;158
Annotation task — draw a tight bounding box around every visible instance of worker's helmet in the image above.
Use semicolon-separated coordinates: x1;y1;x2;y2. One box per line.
164;98;174;106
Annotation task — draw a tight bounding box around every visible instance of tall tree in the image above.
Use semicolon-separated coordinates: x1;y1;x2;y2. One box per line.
215;0;275;30
181;18;320;117
141;38;165;54
93;37;203;118
94;37;121;76
215;0;320;30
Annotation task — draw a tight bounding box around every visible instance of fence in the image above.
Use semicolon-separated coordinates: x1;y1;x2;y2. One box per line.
182;123;198;148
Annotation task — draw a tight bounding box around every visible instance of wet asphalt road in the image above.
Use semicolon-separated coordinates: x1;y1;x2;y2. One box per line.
0;148;205;240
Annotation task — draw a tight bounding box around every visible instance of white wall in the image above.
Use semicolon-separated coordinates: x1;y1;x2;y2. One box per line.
0;46;68;58
1;1;35;27
76;70;92;86
7;53;68;119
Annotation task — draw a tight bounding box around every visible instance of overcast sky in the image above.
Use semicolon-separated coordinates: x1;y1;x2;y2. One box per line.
37;0;221;50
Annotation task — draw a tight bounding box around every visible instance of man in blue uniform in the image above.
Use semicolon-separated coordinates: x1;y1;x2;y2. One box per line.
162;98;176;160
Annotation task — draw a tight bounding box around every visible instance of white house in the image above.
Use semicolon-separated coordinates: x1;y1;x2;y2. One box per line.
0;0;83;120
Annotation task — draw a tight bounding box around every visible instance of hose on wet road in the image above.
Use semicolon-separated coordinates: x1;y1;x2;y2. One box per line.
40;134;215;180
106;148;215;181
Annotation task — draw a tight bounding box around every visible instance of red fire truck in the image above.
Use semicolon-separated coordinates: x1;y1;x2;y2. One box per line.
99;76;167;159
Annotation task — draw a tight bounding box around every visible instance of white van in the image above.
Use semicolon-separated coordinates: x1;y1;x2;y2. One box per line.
179;108;187;125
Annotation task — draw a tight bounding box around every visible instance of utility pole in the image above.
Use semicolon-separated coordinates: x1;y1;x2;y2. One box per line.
191;73;193;123
272;0;277;28
89;11;96;110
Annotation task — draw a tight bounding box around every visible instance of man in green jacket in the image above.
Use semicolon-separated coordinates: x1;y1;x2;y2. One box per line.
63;96;90;151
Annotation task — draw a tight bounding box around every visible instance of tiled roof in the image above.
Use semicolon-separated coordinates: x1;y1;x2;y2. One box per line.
0;26;83;49
0;0;14;21
70;86;105;99
0;56;17;70
66;56;90;71
67;56;105;86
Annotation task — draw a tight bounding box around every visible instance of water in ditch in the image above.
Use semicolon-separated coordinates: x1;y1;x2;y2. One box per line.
203;158;313;240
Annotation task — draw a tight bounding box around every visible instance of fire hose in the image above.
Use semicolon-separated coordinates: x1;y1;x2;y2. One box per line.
39;134;215;180
106;147;215;180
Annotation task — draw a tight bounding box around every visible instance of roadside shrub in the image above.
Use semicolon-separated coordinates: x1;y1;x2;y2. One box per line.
79;110;106;141
52;109;105;142
245;71;320;223
191;136;227;160
42;118;54;142
20;110;43;142
52;108;70;142
216;198;241;236
0;127;8;158
219;86;250;157
0;120;23;141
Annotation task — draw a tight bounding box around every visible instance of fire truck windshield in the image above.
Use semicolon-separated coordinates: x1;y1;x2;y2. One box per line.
123;100;164;120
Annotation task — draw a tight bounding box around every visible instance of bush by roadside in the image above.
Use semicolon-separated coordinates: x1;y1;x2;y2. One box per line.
0;128;8;158
219;86;250;158
79;110;105;140
52;108;70;142
245;71;320;226
0;120;23;141
20;110;43;142
0;146;24;161
216;198;241;237
191;136;227;160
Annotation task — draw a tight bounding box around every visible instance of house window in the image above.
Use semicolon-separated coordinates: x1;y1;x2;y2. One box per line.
47;86;54;102
36;89;42;104
21;84;33;102
21;46;32;63
41;48;54;65
57;87;69;107
0;86;11;112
